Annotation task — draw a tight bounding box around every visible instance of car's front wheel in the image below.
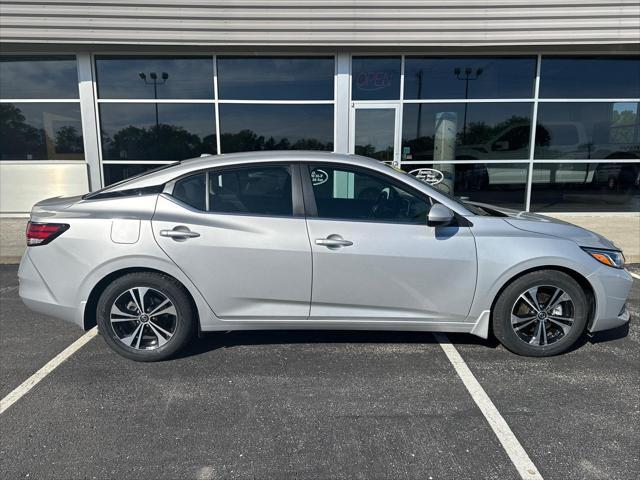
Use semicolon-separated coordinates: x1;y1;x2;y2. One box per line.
96;272;195;361
493;270;589;357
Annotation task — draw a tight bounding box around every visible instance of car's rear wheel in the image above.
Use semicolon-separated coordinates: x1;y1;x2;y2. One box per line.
493;270;588;357
96;272;195;361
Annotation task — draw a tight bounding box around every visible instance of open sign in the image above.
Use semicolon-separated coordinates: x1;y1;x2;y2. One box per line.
409;168;444;186
356;71;393;91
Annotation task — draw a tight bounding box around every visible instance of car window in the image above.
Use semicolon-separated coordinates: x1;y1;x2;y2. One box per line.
307;164;431;223
173;173;206;210
172;165;293;216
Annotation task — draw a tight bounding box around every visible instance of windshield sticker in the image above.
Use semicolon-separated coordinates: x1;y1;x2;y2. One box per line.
311;169;329;186
409;168;444;186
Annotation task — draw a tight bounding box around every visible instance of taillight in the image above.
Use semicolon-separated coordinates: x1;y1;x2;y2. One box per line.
26;222;69;246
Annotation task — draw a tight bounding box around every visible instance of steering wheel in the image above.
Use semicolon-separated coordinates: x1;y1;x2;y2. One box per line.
369;186;399;218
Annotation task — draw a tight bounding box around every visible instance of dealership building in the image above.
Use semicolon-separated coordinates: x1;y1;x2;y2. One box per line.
1;1;639;259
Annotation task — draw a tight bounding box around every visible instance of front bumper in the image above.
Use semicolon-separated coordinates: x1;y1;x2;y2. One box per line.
587;265;634;332
18;250;84;328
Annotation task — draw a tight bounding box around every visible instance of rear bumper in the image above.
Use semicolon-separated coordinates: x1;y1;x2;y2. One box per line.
587;266;634;333
18;250;84;329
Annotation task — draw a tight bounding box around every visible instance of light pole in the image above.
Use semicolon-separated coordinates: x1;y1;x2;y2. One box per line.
138;71;169;130
454;67;483;142
416;69;423;142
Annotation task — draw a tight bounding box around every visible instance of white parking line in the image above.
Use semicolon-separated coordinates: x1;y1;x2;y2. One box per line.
434;333;544;480
0;327;98;415
629;271;640;280
0;284;19;295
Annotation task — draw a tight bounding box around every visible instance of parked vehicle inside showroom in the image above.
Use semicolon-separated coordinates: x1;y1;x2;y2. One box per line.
18;151;633;361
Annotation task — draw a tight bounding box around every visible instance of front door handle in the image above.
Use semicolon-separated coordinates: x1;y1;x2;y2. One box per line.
315;234;353;248
159;227;200;241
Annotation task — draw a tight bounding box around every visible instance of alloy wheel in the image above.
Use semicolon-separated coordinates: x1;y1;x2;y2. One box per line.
109;287;178;350
510;285;576;347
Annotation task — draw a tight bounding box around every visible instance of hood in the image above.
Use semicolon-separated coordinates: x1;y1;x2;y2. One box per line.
467;201;619;251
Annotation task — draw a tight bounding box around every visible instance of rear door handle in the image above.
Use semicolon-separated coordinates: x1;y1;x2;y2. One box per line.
315;235;353;248
159;227;200;240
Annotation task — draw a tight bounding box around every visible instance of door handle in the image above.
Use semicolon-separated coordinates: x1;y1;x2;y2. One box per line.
159;227;200;240
315;235;353;248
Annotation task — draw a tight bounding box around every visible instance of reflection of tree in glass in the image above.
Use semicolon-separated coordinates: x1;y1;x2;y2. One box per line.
404;115;532;160
102;123;216;160
220;129;332;153
610;107;638;144
355;144;394;161
55;126;83;154
0;103;45;159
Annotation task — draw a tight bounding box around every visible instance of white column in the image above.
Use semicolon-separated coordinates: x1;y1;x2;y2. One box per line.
334;52;351;154
77;53;102;190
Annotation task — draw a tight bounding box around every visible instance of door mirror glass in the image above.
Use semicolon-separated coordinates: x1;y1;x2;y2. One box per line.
427;203;454;227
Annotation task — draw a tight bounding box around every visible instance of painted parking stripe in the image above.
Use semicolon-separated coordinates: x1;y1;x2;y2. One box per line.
629;271;640;280
0;284;19;295
434;333;543;480
0;327;98;415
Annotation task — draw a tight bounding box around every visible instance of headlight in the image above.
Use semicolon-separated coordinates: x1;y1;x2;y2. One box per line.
581;247;625;269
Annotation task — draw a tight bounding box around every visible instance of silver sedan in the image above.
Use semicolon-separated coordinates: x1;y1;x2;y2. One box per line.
19;151;633;361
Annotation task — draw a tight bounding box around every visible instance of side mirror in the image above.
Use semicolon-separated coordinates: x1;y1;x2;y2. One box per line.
427;203;454;227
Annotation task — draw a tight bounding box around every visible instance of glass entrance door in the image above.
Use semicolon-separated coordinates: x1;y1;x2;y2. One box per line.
349;103;400;164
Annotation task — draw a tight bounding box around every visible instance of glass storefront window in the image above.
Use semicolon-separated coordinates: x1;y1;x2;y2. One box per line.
535;102;639;160
217;56;334;100
352;56;401;100
402;162;528;210
539;56;640;98
0;103;84;160
404;57;536;100
402;103;533;161
99;103;216;160
219;104;333;153
103;163;167;186
354;109;396;161
530;162;640;212
95;56;214;99
0;55;79;99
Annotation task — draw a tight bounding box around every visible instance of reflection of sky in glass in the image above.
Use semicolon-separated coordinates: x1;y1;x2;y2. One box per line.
352;57;401;100
99;103;215;139
404;57;536;99
613;102;638;115
355;109;395;151
219;104;333;143
540;56;640;98
95;56;214;99
535;102;640;159
0;56;79;99
217;57;334;100
403;103;532;140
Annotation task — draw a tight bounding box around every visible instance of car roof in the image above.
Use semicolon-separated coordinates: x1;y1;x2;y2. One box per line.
99;151;382;191
93;150;474;216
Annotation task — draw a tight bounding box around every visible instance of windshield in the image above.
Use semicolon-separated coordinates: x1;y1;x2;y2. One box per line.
384;163;490;216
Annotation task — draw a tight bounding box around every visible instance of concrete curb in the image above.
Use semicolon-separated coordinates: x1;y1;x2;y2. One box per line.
0;257;22;265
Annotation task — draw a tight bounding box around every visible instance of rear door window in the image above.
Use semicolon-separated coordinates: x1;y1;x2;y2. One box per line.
172;165;293;216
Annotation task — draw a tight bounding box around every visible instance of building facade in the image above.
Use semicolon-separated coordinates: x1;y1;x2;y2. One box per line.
1;1;639;244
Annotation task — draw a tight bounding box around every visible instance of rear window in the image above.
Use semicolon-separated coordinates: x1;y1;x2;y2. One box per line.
83;163;178;200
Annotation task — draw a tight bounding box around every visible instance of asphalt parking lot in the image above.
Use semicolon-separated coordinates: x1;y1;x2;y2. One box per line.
1;264;638;480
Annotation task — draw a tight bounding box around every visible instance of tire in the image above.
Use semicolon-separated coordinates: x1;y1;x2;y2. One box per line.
96;272;195;362
492;270;588;357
